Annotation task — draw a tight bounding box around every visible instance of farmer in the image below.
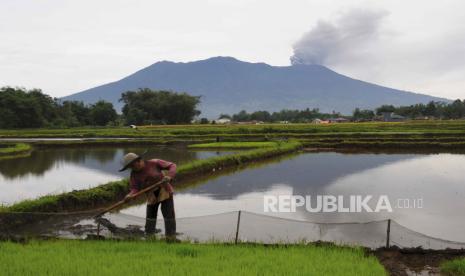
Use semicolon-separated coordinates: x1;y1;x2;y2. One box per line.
119;152;177;238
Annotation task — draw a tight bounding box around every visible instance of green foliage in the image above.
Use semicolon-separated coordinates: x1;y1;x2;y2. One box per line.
189;142;277;148
250;110;271;121
353;108;375;121
232;108;340;123
0;241;386;275
441;258;465;275
200;118;209;124
57;100;91;126
6;179;129;212
375;105;396;115
232;110;250;121
0;143;32;160
3;121;465;138
89;100;118;126
176;141;301;178
218;113;231;119
0;87;118;128
0;87;58;128
375;100;465;119
226;101;465;122
120;88;201;125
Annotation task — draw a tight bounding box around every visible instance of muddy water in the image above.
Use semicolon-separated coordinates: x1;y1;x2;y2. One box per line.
122;152;465;243
0;146;235;205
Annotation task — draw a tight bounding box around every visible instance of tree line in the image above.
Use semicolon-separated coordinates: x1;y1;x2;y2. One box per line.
0;87;200;128
216;100;465;123
0;87;118;128
369;100;465;120
215;108;340;123
1;86;464;128
120;88;200;125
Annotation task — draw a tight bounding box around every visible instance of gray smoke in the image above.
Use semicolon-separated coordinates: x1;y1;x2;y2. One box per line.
291;9;389;65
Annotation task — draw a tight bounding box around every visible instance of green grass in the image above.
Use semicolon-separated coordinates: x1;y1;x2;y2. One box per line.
32;138;211;147
3;121;465;152
0;143;32;160
441;258;465;275
0;240;386;275
0;143;31;154
188;141;278;148
3;178;130;212
301;140;465;149
177;141;300;178
2;121;465;138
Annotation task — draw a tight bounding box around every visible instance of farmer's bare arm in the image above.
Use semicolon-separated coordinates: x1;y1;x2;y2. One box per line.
125;175;139;201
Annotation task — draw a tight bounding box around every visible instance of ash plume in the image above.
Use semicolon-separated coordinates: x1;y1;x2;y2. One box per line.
290;8;389;66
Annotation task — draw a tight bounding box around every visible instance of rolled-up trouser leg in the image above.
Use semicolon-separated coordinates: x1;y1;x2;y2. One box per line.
161;194;176;236
145;203;159;234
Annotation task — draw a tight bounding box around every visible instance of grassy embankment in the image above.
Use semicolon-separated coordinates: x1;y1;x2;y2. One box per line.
0;143;32;160
3;121;465;150
0;240;386;275
1;141;301;213
1;121;465;138
188;141;278;149
441;258;465;275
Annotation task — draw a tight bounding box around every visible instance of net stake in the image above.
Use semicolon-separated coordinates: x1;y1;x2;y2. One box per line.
235;210;241;244
386;219;391;248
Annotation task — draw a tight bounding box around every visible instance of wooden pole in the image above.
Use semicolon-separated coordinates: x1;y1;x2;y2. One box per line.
386;219;391;248
94;179;166;218
235;210;242;244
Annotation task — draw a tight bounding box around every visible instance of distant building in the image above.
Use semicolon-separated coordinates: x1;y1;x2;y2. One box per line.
414;116;431;120
236;120;264;125
381;112;406;122
312;118;330;124
328;117;349;123
215;118;231;124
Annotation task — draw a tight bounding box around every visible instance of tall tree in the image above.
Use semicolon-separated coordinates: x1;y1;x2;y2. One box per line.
0;87;57;128
58;101;91;126
89;100;118;126
375;105;396;115
120;89;201;124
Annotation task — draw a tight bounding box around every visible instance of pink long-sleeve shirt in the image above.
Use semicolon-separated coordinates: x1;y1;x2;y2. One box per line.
129;159;176;195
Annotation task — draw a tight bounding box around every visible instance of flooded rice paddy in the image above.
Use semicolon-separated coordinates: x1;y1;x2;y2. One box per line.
0;145;234;205
121;151;465;243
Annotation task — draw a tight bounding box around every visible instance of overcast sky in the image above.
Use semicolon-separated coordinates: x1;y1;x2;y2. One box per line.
1;0;464;99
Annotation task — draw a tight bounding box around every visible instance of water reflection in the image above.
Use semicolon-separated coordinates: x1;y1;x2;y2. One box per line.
0;148;118;179
122;152;465;242
0;146;235;204
177;153;417;199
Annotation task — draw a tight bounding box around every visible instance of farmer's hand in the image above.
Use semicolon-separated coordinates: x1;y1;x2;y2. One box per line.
161;176;172;190
124;193;136;202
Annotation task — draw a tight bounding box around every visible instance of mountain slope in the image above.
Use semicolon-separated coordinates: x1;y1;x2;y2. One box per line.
62;56;448;118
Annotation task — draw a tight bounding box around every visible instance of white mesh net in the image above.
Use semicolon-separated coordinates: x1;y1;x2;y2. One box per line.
1;210;465;250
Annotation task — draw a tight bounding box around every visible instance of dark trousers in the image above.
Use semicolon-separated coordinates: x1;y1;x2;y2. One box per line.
145;191;176;236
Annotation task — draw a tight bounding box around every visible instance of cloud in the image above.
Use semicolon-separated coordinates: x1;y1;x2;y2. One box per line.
289;7;465;100
290;8;389;65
